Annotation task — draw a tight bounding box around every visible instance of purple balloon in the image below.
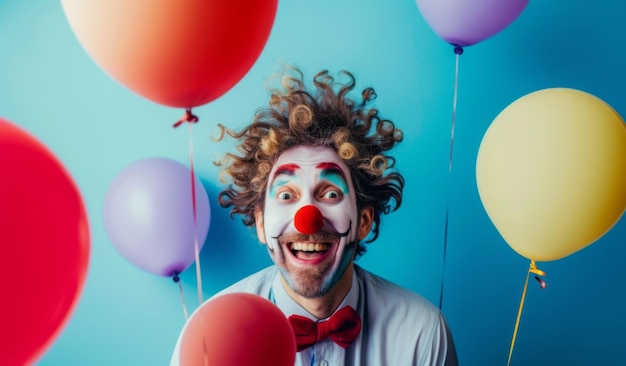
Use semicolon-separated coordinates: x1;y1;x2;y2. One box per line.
103;157;210;276
416;0;529;47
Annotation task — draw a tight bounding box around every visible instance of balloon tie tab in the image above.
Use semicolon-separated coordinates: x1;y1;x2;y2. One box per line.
172;272;180;283
453;46;464;55
534;276;546;289
173;108;199;128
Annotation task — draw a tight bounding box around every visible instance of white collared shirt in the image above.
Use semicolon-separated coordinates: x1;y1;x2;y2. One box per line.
170;265;458;366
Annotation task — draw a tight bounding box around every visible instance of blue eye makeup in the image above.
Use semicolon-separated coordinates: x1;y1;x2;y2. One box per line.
320;170;349;194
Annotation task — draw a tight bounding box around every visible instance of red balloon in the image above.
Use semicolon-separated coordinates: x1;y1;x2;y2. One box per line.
0;118;90;366
180;293;296;366
61;0;278;108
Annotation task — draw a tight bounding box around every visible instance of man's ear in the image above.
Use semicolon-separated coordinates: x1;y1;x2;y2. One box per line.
255;209;267;243
357;206;374;240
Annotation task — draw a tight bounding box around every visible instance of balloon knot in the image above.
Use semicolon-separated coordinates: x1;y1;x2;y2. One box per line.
173;108;199;128
172;273;181;283
529;260;546;277
453;46;464;55
529;260;546;289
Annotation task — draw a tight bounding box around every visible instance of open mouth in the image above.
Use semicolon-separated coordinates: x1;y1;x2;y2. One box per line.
289;242;331;261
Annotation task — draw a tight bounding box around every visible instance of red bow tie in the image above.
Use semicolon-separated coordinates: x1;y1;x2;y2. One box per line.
288;306;362;352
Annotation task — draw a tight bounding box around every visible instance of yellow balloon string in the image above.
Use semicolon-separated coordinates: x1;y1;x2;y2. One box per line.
507;260;545;366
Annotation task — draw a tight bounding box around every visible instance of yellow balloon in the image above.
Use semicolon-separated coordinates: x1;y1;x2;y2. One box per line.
476;88;626;261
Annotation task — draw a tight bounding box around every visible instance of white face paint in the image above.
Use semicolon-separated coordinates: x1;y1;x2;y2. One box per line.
258;145;359;298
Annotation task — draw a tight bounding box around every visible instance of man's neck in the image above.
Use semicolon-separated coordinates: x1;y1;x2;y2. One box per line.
280;263;354;319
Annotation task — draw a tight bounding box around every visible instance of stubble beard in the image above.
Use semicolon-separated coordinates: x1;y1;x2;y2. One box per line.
280;240;357;299
283;259;333;298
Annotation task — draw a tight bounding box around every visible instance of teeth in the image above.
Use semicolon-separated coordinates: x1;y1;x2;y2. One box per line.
290;242;330;252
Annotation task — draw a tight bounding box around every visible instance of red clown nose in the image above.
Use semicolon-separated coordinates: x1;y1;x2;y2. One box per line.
294;205;324;234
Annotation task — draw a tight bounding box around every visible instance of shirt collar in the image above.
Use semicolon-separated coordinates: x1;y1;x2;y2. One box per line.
272;267;359;321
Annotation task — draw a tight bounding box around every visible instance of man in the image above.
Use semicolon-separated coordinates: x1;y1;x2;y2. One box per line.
172;66;457;365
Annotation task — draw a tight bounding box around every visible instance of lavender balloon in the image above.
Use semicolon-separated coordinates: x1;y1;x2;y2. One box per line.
103;157;210;276
416;0;529;47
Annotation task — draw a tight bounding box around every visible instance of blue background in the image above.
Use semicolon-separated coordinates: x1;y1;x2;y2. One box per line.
1;0;625;365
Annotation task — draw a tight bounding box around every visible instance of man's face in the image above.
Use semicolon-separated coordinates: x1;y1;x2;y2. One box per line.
256;145;370;298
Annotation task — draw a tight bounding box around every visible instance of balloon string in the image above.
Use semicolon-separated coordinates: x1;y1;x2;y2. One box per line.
449;46;462;172
188;121;204;306
172;273;189;320
507;260;546;366
439;46;463;310
173;108;203;306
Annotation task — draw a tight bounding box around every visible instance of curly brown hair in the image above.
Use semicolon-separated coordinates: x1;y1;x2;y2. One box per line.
216;66;405;257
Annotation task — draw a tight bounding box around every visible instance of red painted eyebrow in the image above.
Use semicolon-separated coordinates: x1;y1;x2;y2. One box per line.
316;162;348;181
274;163;300;175
316;162;344;172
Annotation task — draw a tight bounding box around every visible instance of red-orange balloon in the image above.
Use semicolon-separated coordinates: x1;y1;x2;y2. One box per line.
0;118;90;366
61;0;278;108
180;293;296;366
